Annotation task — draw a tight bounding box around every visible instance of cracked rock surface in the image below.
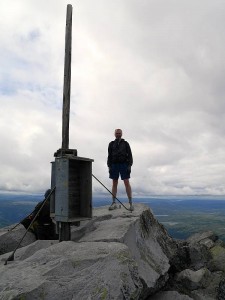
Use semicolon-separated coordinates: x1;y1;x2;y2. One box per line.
0;204;225;299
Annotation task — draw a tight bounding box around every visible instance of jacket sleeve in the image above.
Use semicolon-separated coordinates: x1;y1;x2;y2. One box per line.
126;142;133;166
107;142;113;167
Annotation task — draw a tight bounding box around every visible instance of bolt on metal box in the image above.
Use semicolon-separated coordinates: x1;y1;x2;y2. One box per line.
51;156;94;222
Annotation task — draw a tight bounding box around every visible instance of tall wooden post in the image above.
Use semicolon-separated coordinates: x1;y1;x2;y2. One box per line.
60;4;73;241
62;4;72;150
52;4;93;243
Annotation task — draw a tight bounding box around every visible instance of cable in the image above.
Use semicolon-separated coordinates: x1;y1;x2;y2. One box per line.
4;187;56;265
4;174;132;265
92;174;132;212
7;222;21;232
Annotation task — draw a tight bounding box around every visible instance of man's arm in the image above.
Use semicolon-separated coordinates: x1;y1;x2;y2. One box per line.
107;141;113;167
126;142;133;166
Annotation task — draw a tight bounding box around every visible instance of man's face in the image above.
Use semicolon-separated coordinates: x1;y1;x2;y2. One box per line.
115;129;122;139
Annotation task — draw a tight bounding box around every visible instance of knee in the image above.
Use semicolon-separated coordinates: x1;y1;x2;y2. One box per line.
123;179;130;188
112;180;118;187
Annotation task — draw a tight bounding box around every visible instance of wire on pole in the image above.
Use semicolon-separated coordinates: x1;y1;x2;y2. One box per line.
92;174;131;211
4;187;56;265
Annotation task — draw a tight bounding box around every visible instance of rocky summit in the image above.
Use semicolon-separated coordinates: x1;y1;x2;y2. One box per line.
0;203;225;299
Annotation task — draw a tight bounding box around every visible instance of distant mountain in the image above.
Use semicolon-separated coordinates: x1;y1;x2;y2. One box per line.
1;194;225;242
141;197;225;241
0;193;42;227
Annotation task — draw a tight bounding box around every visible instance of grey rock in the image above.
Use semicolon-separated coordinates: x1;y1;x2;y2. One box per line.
0;204;225;300
176;268;211;290
190;271;224;300
0;224;36;255
0;240;58;262
0;241;143;300
0;204;177;299
150;290;193;300
187;231;218;244
199;238;215;249
170;240;190;272
215;239;225;247
81;205;178;296
208;244;225;272
188;242;212;269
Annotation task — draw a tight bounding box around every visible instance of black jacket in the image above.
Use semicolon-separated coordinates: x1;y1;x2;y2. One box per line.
107;138;133;167
33;200;52;224
21;199;52;229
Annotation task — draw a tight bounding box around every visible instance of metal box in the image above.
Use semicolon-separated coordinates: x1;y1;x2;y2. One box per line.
51;156;93;222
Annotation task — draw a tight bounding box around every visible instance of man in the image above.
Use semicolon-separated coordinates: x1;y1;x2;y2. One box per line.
32;189;57;240
21;189;57;240
107;129;134;211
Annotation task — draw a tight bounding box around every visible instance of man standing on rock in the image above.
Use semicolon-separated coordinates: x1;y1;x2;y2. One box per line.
107;128;134;211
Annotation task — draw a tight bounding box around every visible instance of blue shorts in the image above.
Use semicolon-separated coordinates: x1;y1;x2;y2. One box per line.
109;163;130;180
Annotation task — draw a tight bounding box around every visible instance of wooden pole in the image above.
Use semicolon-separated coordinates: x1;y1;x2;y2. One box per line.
62;4;72;150
59;222;71;242
60;4;72;241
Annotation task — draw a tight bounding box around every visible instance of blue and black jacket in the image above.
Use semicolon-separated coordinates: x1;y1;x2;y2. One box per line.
107;138;133;167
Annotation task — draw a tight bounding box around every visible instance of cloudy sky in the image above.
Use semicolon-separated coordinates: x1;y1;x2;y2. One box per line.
1;0;225;197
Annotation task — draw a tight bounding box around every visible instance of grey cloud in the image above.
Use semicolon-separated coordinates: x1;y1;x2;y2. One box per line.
1;0;225;196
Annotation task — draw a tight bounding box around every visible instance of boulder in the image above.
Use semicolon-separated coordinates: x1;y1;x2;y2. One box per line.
188;243;212;269
175;268;211;290
0;204;178;299
208;244;225;272
186;231;218;244
0;224;36;255
0;204;225;300
150;290;193;300
1;241;143;299
186;232;214;269
190;271;223;300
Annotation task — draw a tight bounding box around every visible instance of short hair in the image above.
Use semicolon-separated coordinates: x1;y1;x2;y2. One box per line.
115;128;122;133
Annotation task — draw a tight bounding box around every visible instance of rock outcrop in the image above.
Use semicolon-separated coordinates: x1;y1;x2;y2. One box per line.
0;203;224;299
0;224;36;255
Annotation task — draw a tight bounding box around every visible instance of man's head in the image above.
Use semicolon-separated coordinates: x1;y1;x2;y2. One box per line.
114;129;122;139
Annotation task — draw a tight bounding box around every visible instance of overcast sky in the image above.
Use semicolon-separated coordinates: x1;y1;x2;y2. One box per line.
1;0;225;197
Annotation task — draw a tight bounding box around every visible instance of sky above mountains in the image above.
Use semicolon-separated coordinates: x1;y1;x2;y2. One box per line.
1;0;225;196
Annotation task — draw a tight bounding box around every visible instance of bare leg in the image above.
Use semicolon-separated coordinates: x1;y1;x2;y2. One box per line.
109;179;119;210
112;179;118;201
123;179;132;201
124;179;134;211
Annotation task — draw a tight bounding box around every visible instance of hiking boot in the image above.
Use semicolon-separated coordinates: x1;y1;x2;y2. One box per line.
109;202;118;210
129;202;134;211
